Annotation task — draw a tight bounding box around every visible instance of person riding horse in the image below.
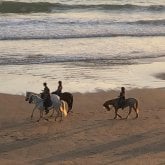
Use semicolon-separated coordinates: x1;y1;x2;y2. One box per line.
41;82;52;114
51;81;73;113
52;81;63;97
118;87;126;109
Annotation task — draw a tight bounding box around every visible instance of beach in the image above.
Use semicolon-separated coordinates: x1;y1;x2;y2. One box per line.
0;0;165;164
0;88;165;165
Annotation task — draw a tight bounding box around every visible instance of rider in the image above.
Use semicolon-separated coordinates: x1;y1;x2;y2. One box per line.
52;81;63;97
118;87;126;109
42;82;51;114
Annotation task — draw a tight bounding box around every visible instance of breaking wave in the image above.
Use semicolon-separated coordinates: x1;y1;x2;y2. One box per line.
1;53;165;65
0;1;164;13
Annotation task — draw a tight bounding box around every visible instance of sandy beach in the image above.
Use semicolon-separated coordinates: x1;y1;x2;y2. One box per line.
1;0;165;164
0;88;165;165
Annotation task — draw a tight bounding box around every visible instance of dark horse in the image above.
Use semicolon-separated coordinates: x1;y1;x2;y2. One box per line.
103;98;139;119
52;92;73;113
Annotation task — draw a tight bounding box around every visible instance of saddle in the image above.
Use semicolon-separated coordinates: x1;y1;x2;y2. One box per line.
47;99;52;107
118;99;125;109
51;91;62;97
43;99;52;109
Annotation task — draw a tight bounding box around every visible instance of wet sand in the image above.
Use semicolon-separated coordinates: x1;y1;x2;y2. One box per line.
0;88;165;165
155;73;165;80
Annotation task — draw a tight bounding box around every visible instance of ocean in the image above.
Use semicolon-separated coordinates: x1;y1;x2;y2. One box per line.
0;0;165;95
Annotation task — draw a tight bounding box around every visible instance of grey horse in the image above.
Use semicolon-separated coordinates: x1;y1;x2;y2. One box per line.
25;92;68;122
103;98;139;119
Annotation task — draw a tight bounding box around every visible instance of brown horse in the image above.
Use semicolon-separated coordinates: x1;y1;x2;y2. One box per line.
103;97;139;119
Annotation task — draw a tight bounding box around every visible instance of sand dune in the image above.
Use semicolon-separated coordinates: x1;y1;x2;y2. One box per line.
0;88;165;165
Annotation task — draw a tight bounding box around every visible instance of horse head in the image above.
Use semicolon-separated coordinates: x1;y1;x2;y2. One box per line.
25;91;40;101
103;98;119;111
103;100;111;111
28;95;33;103
25;92;31;101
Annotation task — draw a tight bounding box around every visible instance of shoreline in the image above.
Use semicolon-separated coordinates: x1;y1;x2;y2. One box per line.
0;61;165;95
0;86;165;96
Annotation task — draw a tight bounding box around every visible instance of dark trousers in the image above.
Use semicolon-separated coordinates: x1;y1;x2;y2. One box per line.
118;97;125;108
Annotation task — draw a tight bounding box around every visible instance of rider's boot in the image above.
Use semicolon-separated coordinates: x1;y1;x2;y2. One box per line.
45;107;49;114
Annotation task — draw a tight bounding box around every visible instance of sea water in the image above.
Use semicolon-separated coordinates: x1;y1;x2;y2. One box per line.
0;0;165;94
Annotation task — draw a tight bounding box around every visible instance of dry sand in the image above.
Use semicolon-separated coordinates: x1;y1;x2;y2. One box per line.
0;88;165;165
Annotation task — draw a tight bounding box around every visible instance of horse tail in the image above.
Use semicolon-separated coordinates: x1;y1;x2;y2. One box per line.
134;99;139;118
68;94;73;111
135;99;138;109
60;101;68;117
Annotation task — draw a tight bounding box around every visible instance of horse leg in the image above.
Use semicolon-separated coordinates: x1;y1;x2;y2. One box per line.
114;108;122;119
59;111;62;122
55;110;62;122
43;110;49;121
117;113;122;119
134;106;139;119
54;110;59;121
114;108;118;119
50;108;55;117
59;110;63;122
39;110;49;121
37;110;42;122
126;107;132;119
31;105;37;119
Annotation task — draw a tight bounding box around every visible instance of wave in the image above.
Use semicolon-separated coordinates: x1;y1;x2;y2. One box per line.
0;32;165;41
127;19;165;26
1;54;165;66
1;18;165;27
0;1;165;13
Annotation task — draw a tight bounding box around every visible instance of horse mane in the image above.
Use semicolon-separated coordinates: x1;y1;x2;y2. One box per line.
30;94;43;103
110;97;119;103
